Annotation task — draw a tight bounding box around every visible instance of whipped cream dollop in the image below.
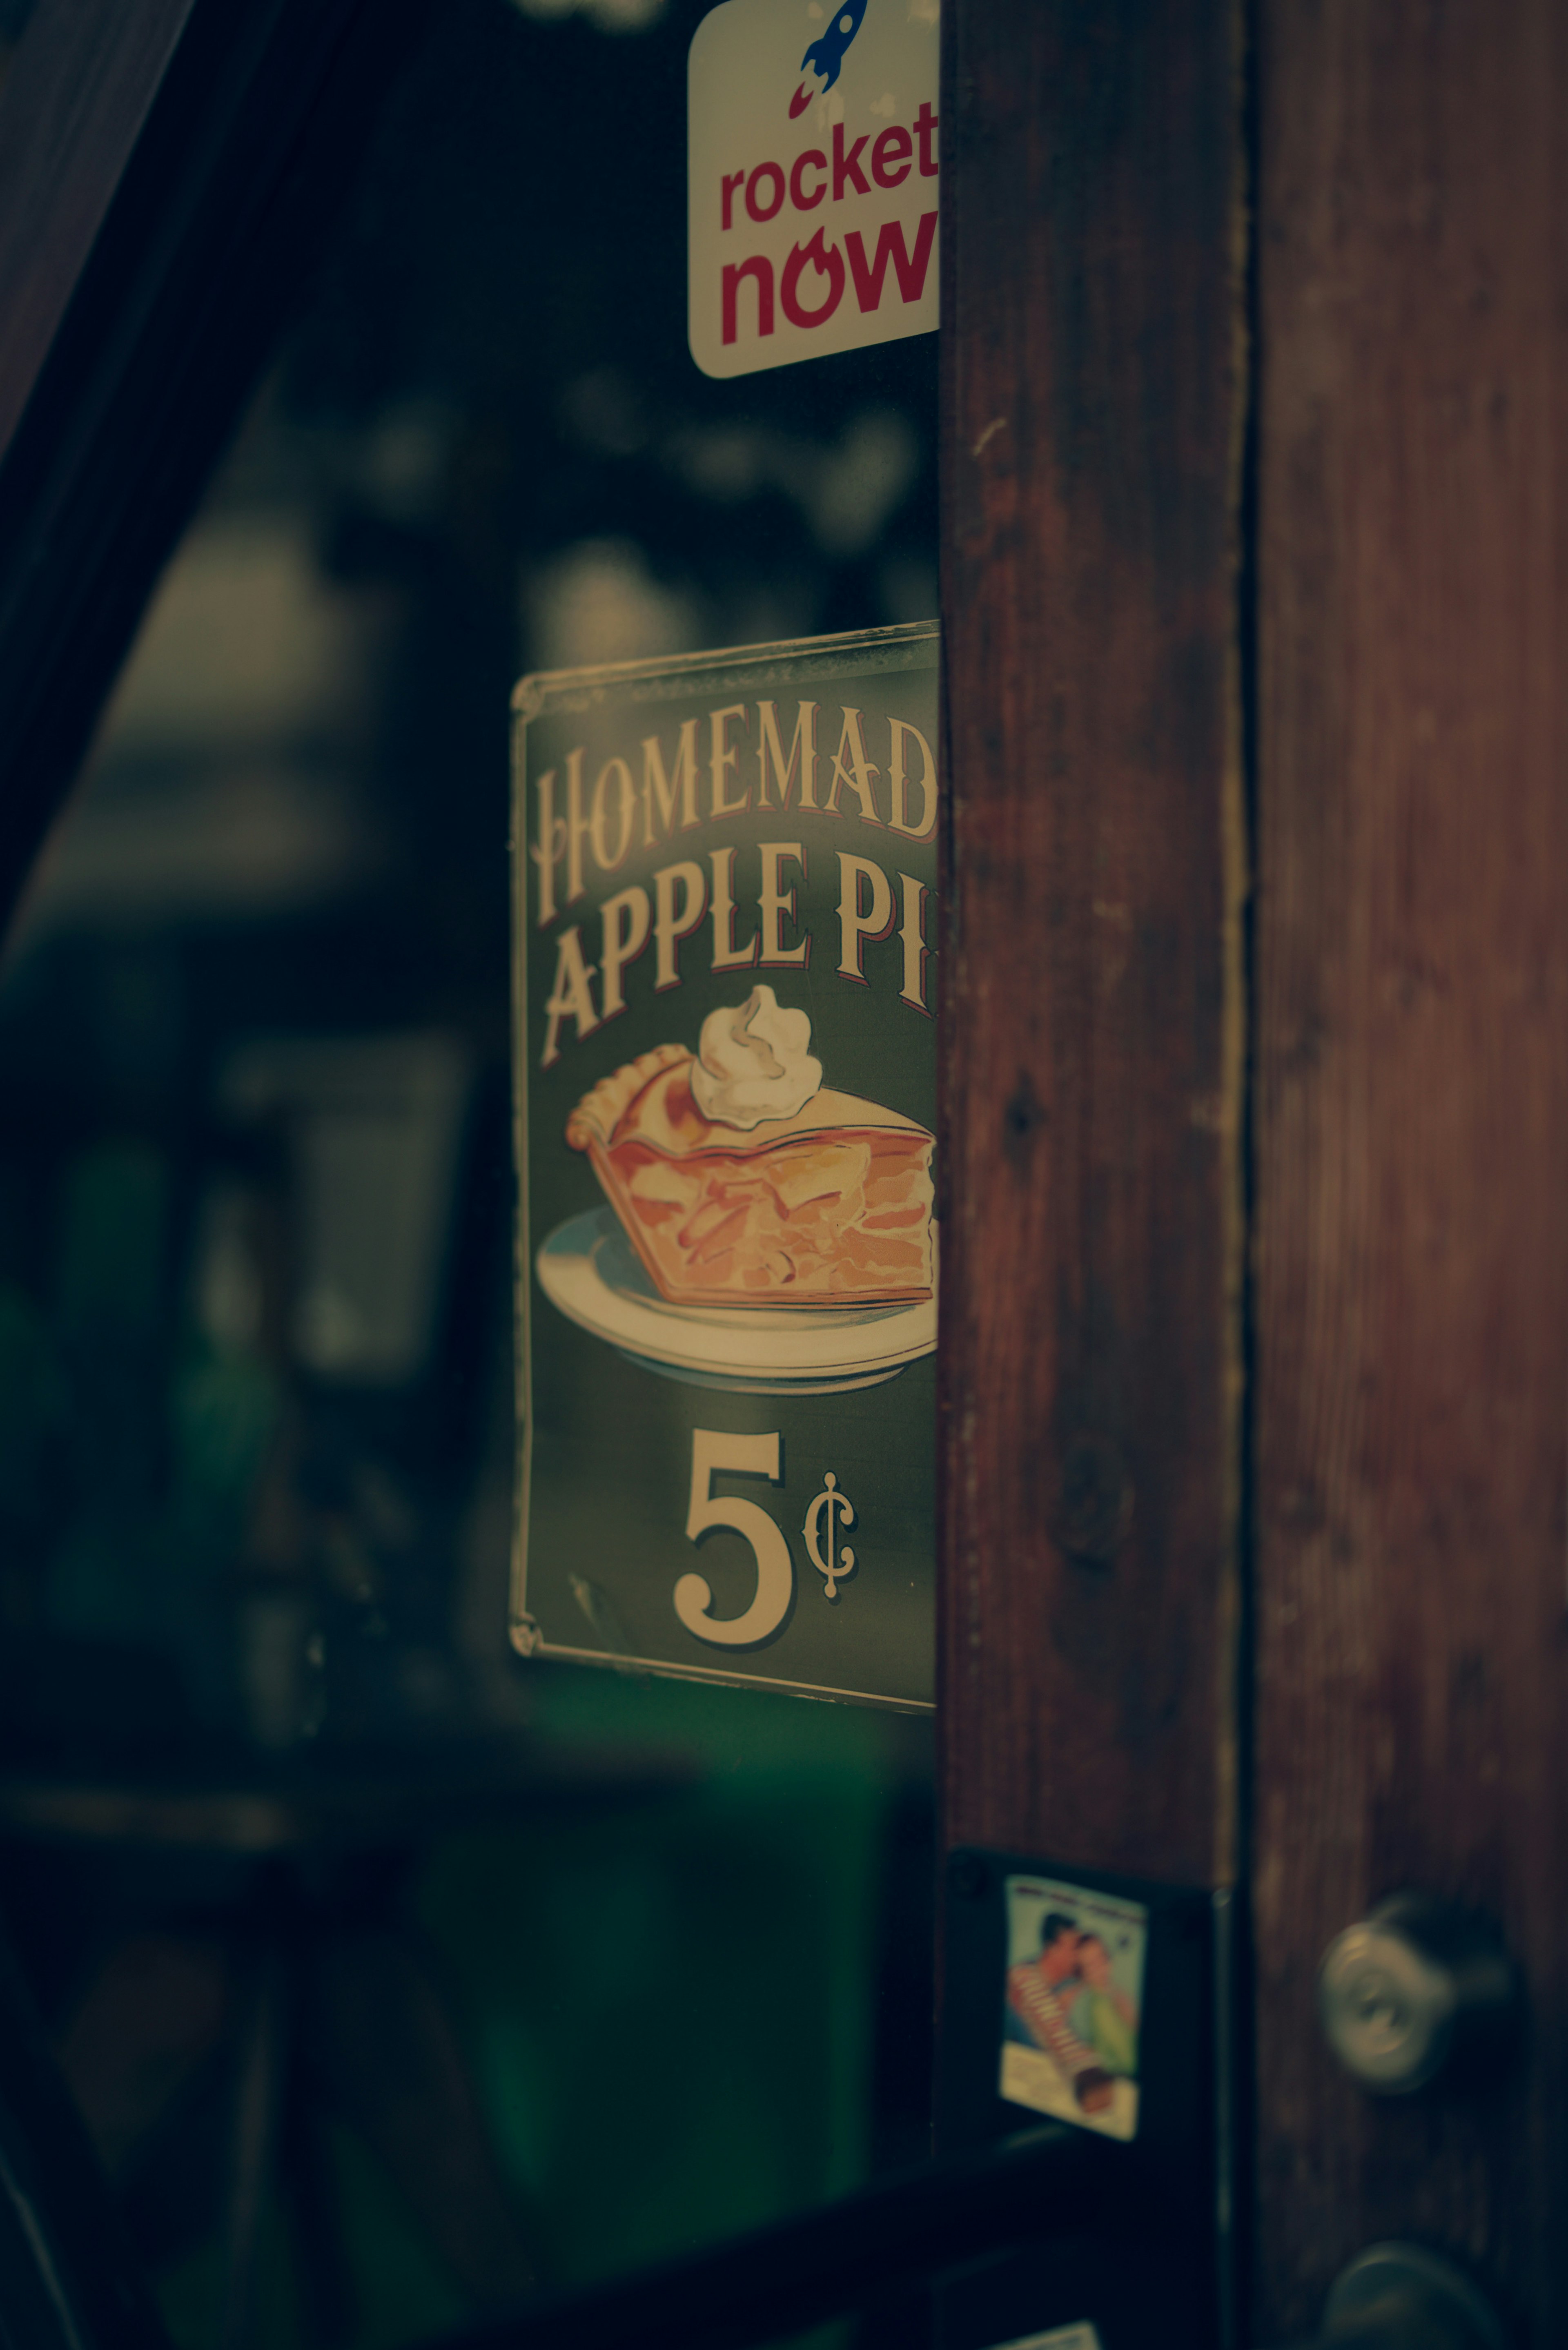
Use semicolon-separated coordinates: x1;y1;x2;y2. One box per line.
690;986;823;1130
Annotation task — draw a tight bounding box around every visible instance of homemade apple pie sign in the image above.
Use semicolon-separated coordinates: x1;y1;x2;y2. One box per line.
688;0;940;379
511;624;938;1707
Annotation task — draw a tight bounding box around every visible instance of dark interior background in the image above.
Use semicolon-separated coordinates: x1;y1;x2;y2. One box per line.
0;0;939;2342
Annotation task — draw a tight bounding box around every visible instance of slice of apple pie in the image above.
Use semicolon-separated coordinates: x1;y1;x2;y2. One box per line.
565;987;933;1310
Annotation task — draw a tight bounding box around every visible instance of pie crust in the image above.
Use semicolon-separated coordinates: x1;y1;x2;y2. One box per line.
566;1047;934;1309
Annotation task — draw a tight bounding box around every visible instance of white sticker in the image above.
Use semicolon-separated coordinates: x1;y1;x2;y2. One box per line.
688;0;940;378
1000;1874;1149;2143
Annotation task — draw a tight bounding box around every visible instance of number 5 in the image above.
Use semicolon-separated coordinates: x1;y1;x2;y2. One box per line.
675;1429;794;1648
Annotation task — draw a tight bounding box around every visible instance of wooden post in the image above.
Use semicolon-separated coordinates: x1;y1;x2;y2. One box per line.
1253;0;1568;2335
937;0;1245;1893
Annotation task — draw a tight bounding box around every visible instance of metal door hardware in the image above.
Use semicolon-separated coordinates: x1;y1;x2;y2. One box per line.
1274;2241;1510;2350
1318;1894;1518;2094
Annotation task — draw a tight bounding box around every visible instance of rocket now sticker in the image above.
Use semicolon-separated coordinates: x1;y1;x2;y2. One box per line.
688;0;940;379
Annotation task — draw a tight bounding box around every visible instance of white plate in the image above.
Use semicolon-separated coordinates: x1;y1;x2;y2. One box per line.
535;1207;937;1394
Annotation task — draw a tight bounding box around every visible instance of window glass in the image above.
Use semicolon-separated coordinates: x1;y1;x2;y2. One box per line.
0;4;936;2339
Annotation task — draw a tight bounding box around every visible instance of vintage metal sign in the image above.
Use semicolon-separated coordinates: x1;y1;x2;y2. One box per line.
511;624;938;1708
688;0;940;379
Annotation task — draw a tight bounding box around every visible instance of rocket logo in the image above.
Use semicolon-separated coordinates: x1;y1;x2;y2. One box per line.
789;0;867;119
688;0;937;378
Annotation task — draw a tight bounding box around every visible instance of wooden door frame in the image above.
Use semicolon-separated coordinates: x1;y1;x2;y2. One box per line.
936;7;1568;2346
1251;4;1568;2339
933;0;1247;1967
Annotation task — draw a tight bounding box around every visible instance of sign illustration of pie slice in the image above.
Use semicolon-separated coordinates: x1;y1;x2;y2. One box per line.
566;986;934;1310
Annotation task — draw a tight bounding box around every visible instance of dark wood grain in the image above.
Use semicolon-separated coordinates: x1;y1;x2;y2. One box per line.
937;0;1244;1890
0;0;197;468
1253;0;1568;2336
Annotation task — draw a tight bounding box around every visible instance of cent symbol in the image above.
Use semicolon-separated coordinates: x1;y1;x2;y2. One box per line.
804;1471;856;1601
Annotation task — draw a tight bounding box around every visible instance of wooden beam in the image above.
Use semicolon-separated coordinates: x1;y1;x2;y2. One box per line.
1253;0;1568;2334
937;0;1245;1889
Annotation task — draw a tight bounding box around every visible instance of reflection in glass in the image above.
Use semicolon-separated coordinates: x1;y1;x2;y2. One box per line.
0;2;938;2339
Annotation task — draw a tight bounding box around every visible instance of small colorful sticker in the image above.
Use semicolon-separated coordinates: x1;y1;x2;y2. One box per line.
985;2328;1103;2350
1000;1874;1148;2143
